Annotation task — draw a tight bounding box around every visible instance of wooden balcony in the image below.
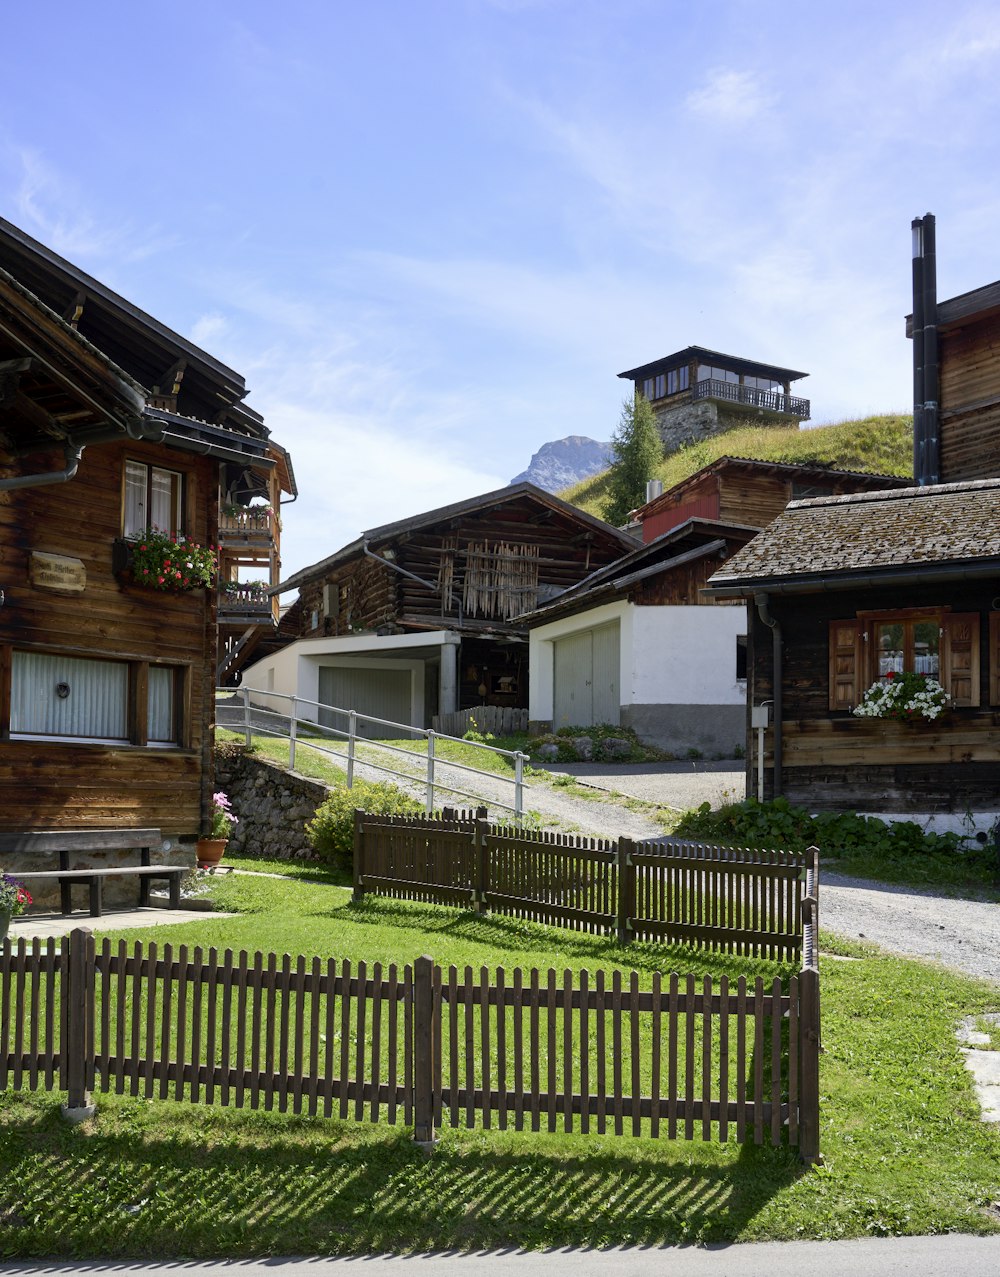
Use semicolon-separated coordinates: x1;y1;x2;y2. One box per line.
692;378;810;420
218;582;279;625
218;506;278;544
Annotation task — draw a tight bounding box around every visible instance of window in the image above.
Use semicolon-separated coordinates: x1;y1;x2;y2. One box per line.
124;460;184;538
679;365;689;390
828;609;982;711
667;369;678;395
8;650;184;746
654;374;666;398
736;634;747;681
641;378;655;400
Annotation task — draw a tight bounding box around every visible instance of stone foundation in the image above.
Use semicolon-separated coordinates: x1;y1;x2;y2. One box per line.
214;745;328;862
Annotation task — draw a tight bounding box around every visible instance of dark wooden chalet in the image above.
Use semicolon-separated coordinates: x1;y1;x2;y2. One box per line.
633;457;908;544
254;484;635;729
705;480;1000;823
908;213;1000;485
0;219;282;843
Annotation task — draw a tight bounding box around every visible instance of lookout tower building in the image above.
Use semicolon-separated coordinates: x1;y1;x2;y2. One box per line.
618;346;810;453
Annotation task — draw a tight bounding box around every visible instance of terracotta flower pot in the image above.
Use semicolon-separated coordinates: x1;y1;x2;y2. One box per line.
196;837;228;868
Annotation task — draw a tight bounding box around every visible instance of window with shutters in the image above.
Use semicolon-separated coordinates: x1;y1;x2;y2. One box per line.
123;459;185;539
828;608;984;711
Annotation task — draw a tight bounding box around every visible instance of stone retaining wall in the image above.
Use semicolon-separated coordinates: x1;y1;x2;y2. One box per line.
215;745;328;862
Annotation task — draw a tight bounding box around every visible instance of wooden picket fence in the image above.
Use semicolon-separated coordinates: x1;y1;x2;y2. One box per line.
0;920;821;1159
354;812;816;961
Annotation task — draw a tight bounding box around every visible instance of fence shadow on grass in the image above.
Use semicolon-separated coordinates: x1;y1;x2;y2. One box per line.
0;1098;804;1254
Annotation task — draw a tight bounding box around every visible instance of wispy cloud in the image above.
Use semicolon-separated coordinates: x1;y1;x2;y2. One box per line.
684;69;777;126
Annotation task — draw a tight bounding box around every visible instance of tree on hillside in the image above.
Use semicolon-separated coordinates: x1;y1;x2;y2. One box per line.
602;394;662;526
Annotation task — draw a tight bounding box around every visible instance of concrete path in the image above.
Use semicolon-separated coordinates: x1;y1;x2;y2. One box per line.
2;1235;1000;1275
6;904;228;943
532;759;746;811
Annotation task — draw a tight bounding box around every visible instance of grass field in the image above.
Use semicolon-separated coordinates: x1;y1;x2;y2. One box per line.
2;864;999;1257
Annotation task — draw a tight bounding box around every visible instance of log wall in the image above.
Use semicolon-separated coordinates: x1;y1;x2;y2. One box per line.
0;438;218;835
939;317;1000;481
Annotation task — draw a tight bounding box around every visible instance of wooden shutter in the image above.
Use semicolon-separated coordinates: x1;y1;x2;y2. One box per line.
941;613;980;708
990;613;1000;705
828;619;862;711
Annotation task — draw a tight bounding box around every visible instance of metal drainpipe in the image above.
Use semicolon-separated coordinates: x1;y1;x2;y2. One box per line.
0;441;84;491
754;592;782;798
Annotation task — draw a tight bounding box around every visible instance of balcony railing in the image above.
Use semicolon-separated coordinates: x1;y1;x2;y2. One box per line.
219;507;276;539
692;378;810;420
219;582;277;623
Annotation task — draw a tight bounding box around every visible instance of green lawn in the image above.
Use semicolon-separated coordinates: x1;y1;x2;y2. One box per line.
2;863;999;1256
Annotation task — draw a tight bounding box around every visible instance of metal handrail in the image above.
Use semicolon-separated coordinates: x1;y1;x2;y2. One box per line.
216;686;528;819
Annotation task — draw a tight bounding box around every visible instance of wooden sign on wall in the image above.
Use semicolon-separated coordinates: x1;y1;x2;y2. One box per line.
29;551;86;595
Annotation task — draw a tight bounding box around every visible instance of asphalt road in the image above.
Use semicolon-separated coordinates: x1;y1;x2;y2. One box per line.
3;1236;1000;1276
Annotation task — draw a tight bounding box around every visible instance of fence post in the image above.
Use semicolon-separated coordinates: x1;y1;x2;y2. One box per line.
241;685;252;747
413;954;437;1147
798;898;822;1164
347;710;357;789
62;927;96;1123
289;696;298;771
426;730;436;814
473;818;490;913
514;751;526;823
615;837;635;945
352;809;366;904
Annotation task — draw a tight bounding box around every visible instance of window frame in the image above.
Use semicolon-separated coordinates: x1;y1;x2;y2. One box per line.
3;645;189;749
123;458;186;539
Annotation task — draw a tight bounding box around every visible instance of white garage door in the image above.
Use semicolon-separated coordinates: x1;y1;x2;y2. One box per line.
318;667;412;738
553;622;620;729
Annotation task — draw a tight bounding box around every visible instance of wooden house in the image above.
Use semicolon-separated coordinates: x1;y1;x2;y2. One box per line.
522;519;758;755
618;347;810;455
0;218;283;846
908;212;1000;484
633;457;907;544
705;480;1000;830
243;484;635;735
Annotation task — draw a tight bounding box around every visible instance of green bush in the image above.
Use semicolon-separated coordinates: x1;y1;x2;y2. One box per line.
306;780;423;869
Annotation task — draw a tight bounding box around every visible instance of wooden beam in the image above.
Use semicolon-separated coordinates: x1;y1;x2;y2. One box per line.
63;291;87;328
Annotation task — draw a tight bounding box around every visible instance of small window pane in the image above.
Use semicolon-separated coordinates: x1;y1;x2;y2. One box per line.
877;622;904;676
10;651;128;742
679;366;689;390
124;461;147;537
150;468;181;536
148;667;177;743
642;378;655;399
913;620;940;676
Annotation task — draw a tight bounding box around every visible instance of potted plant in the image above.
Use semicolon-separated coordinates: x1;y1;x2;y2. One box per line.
0;873;32;945
115;528;219;592
197;791;239;868
853;670;950;722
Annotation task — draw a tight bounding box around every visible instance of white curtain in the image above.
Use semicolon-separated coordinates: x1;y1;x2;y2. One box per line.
124;460;147;537
11;651;128;742
147;667;176;743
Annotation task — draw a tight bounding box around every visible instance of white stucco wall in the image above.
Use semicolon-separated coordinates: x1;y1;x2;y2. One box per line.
528;601;747;722
630;605;747;706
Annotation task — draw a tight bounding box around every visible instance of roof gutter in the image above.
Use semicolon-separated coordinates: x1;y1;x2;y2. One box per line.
0;440;84;490
704;558;1000;601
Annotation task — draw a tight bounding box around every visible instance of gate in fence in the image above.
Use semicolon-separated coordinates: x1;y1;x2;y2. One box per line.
1;921;820;1159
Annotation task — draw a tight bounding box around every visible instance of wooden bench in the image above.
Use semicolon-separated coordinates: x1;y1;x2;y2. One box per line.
0;829;186;918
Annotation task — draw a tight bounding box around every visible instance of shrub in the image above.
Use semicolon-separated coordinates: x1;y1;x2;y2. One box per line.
305;780;423;869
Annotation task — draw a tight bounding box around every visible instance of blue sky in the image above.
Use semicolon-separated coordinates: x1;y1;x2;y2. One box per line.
3;1;1000;580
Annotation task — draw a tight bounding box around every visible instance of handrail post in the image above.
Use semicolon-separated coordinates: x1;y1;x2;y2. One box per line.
413;954;437;1147
347;710;357;789
62;927;96;1123
289;696;298;771
241;685;252;747
426;730;435;815
514;751;525;823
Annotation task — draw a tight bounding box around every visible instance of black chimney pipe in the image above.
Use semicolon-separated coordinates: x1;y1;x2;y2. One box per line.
912;213;940;484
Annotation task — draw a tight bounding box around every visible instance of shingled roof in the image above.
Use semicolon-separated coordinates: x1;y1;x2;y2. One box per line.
706;479;1000;596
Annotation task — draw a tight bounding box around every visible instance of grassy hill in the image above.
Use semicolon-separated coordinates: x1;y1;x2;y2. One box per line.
560;413;913;521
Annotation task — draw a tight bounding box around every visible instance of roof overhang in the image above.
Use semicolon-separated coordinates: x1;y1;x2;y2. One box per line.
618;346;808;384
704;557;1000;601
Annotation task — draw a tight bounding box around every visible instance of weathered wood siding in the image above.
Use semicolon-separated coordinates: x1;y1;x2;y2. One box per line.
748;581;1000;812
0;438;217;834
939;317;1000;482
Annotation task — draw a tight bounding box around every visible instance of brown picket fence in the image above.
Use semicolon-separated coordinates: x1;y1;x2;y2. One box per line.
354;812;816;961
0;920;820;1159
